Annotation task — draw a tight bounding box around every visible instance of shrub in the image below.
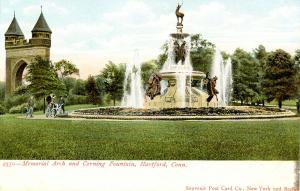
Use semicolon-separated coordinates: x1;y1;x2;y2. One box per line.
13;85;28;95
34;99;44;111
9;103;27;114
66;95;88;105
0;104;6;115
4;95;30;110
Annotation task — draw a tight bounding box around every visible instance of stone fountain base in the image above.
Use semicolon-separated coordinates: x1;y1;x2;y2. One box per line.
144;71;219;109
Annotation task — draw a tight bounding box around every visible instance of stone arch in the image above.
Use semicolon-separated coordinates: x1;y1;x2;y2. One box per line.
12;59;30;89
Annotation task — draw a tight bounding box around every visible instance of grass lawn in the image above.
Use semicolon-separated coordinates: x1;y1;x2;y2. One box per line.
0;114;299;160
268;99;297;107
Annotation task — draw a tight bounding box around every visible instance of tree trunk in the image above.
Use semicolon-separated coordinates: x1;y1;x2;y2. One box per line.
241;99;243;105
113;98;116;106
278;99;282;109
43;97;46;114
262;100;265;107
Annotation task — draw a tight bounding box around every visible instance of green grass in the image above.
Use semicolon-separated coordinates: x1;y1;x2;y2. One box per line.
268;99;297;107
0;114;299;160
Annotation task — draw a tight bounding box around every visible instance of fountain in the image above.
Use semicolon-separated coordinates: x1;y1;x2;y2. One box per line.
211;50;233;106
67;2;296;120
121;50;144;108
144;3;218;108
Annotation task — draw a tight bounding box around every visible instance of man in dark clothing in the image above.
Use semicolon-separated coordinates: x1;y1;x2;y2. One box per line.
58;97;65;113
46;95;52;106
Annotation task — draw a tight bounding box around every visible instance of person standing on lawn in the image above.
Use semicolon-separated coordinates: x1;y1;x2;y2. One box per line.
27;96;34;117
58;97;65;113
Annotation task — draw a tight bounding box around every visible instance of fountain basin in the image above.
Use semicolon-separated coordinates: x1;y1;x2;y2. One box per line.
170;33;190;39
145;70;218;109
66;106;296;120
160;70;206;79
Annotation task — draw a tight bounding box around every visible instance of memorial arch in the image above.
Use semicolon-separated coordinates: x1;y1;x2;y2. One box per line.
4;11;52;96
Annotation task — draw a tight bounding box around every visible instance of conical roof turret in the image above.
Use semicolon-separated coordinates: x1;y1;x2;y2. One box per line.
32;11;52;33
5;13;24;36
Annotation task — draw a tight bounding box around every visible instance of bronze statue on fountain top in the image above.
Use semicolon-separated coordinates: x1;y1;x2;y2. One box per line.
171;2;189;38
175;3;184;26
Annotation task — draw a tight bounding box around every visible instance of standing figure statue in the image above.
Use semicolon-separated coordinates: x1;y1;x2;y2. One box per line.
206;72;219;104
146;73;162;100
175;3;184;26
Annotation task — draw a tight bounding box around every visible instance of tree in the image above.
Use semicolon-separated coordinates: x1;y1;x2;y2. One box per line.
190;34;215;72
294;49;300;67
100;62;125;106
54;59;79;79
157;41;168;69
253;45;268;105
72;79;86;95
63;77;76;95
95;75;105;103
26;56;65;112
221;51;230;61
294;49;300;99
232;48;260;105
86;75;100;105
262;49;298;108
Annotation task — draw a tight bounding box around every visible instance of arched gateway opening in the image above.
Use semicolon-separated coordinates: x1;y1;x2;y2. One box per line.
14;60;29;88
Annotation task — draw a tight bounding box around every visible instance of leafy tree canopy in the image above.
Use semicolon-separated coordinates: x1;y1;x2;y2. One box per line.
86;75;100;105
26;56;65;99
262;49;298;108
54;59;79;79
100;61;125;106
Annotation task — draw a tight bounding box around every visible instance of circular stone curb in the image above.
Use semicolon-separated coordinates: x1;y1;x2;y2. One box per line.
65;111;296;121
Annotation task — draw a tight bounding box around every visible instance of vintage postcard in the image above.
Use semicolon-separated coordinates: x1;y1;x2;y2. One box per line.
0;0;299;190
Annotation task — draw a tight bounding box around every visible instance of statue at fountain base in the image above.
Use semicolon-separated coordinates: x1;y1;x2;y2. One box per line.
144;71;218;109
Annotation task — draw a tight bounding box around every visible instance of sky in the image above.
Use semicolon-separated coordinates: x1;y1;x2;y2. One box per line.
0;0;300;81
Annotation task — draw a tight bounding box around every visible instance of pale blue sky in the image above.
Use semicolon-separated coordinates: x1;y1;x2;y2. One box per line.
1;0;300;80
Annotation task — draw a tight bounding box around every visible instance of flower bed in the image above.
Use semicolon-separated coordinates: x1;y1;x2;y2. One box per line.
73;106;287;117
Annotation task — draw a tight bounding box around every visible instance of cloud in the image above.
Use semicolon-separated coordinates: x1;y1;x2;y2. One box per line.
1;0;299;81
60;1;300;79
50;0;166;79
185;2;300;53
102;1;155;26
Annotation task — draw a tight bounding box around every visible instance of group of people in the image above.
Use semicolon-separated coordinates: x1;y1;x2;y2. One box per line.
25;95;65;118
46;95;65;117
